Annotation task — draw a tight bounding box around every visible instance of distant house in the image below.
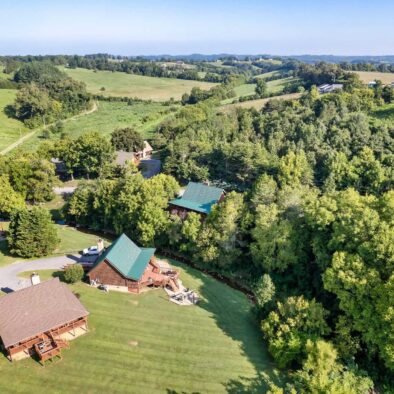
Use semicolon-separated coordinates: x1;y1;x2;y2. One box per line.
114;141;154;167
88;234;179;293
317;83;343;94
169;182;225;218
368;81;377;88
0;278;88;362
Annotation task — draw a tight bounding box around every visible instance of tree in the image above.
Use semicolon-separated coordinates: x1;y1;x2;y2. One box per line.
254;274;275;310
111;128;144;152
293;339;373;394
255;78;268;97
64;264;84;283
261;296;330;368
8;207;60;258
0;175;25;218
278;151;313;186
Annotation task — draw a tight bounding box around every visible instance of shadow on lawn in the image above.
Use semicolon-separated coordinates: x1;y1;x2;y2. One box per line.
169;260;284;393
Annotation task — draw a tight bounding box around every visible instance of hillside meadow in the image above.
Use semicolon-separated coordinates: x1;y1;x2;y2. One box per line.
61;67;217;101
18;100;176;151
0;89;29;152
355;71;394;85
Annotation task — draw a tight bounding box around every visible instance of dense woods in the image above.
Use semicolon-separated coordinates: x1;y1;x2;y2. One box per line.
11;62;91;127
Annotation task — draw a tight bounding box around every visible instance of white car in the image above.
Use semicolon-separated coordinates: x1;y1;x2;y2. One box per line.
83;246;100;256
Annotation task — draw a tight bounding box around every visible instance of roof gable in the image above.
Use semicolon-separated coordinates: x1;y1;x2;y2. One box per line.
92;234;155;281
0;278;88;348
170;182;224;214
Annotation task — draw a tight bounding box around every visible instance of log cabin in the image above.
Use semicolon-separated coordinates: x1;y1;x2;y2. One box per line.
88;233;179;293
0;278;88;362
169;182;225;219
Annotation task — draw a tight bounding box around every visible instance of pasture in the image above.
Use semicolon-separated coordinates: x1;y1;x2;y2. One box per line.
0;89;29;151
0;261;279;393
19;100;176;151
355;71;394;85
61;67;217;101
222;77;298;104
221;93;302;112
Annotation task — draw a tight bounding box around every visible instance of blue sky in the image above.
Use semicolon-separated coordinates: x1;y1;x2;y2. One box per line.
0;0;393;55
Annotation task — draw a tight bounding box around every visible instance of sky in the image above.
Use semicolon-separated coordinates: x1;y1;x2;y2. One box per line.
0;0;393;56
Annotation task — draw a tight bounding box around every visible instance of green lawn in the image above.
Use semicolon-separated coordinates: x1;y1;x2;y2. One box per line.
0;261;280;393
0;89;29;151
19;100;176;151
0;225;110;267
61;67;217;101
371;102;394;121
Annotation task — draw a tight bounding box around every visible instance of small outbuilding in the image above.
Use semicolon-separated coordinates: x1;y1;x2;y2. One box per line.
88;233;179;293
169;182;225;218
0;278;89;362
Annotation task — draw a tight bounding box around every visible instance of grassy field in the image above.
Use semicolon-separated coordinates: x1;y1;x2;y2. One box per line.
0;89;29;151
222;77;298;105
0;260;280;393
371;102;394;121
19;100;175;151
0;225;110;267
221;93;302;112
61;67;217;101
355;71;394;85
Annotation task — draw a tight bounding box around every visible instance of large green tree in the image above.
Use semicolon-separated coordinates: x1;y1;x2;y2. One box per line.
8;207;60;258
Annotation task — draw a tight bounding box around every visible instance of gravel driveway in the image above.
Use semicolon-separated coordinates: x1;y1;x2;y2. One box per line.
0;255;79;292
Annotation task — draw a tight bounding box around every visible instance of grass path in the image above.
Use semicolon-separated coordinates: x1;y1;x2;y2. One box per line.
0;102;98;155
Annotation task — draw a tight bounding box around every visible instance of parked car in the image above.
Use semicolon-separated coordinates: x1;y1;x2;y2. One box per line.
83;246;100;256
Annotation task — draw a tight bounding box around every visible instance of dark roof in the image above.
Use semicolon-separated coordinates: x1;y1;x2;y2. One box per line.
0;278;88;349
91;234;155;281
169;182;224;214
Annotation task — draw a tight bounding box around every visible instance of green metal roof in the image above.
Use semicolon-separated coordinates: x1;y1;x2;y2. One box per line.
92;234;155;281
169;182;224;214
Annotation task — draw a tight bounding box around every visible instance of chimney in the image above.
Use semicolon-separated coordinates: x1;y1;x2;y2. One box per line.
97;239;104;253
30;273;40;286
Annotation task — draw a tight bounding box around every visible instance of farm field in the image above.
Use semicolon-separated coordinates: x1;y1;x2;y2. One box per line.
19;100;175;151
355;71;394;85
0;89;29;151
61;67;217;101
221;92;302;112
0;261;279;393
221;77;298;105
0;225;110;267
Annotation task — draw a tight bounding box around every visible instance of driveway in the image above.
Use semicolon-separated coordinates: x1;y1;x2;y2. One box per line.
0;255;79;292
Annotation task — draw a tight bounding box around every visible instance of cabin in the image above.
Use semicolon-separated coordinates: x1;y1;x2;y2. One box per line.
317;83;343;94
169;182;225;219
88;233;179;293
115;141;154;167
0;278;88;362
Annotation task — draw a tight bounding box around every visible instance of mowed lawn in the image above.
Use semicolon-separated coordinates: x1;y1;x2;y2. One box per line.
0;89;29;151
355;71;394;85
19;101;175;151
61;67;217;101
0;225;110;267
0;261;279;393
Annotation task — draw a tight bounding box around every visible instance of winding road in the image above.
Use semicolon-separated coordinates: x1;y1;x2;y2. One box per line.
0;255;78;292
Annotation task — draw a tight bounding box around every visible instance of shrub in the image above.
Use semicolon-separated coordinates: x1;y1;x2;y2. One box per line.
64;264;84;284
